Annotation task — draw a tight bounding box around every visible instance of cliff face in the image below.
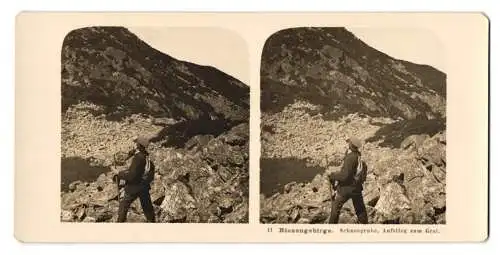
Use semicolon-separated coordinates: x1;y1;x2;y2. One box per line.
61;27;249;223
260;27;446;224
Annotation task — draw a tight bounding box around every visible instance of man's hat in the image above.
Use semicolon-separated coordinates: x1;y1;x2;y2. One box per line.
346;136;363;149
134;136;150;148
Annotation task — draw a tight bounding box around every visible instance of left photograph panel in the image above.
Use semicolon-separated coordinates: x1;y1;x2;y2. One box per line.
60;26;250;223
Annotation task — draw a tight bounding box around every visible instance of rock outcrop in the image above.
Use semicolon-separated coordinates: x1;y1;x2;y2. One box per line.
260;27;446;224
61;27;249;223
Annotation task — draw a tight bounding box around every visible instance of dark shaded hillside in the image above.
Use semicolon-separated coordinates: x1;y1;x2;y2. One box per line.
62;26;249;123
260;27;446;121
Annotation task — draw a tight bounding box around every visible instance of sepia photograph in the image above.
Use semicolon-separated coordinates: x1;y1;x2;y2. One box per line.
15;12;488;242
260;27;447;224
60;26;250;223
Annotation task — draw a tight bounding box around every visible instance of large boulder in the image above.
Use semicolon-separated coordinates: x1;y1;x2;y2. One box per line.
374;182;411;223
159;181;197;222
260;172;333;224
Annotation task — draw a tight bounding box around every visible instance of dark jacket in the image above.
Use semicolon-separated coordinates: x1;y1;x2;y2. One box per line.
331;150;363;192
118;150;150;192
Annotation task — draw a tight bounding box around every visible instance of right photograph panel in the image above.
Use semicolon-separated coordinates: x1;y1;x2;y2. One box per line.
260;27;446;224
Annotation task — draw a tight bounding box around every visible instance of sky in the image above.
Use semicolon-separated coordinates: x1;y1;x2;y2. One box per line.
127;27;250;84
346;27;446;73
127;26;446;84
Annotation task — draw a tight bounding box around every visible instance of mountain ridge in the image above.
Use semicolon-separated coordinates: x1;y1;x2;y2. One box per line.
62;26;249;123
261;27;446;121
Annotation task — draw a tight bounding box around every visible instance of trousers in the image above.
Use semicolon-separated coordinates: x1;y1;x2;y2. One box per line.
329;187;368;224
117;185;156;223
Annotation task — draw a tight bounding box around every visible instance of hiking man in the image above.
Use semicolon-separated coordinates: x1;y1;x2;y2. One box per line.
113;136;156;223
328;137;368;224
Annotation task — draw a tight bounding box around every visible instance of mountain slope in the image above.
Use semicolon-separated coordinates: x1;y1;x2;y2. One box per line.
62;26;249;122
260;27;446;224
60;27;249;223
261;27;446;121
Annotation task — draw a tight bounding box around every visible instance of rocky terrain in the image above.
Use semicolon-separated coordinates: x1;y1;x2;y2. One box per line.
260;27;446;224
61;27;249;223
